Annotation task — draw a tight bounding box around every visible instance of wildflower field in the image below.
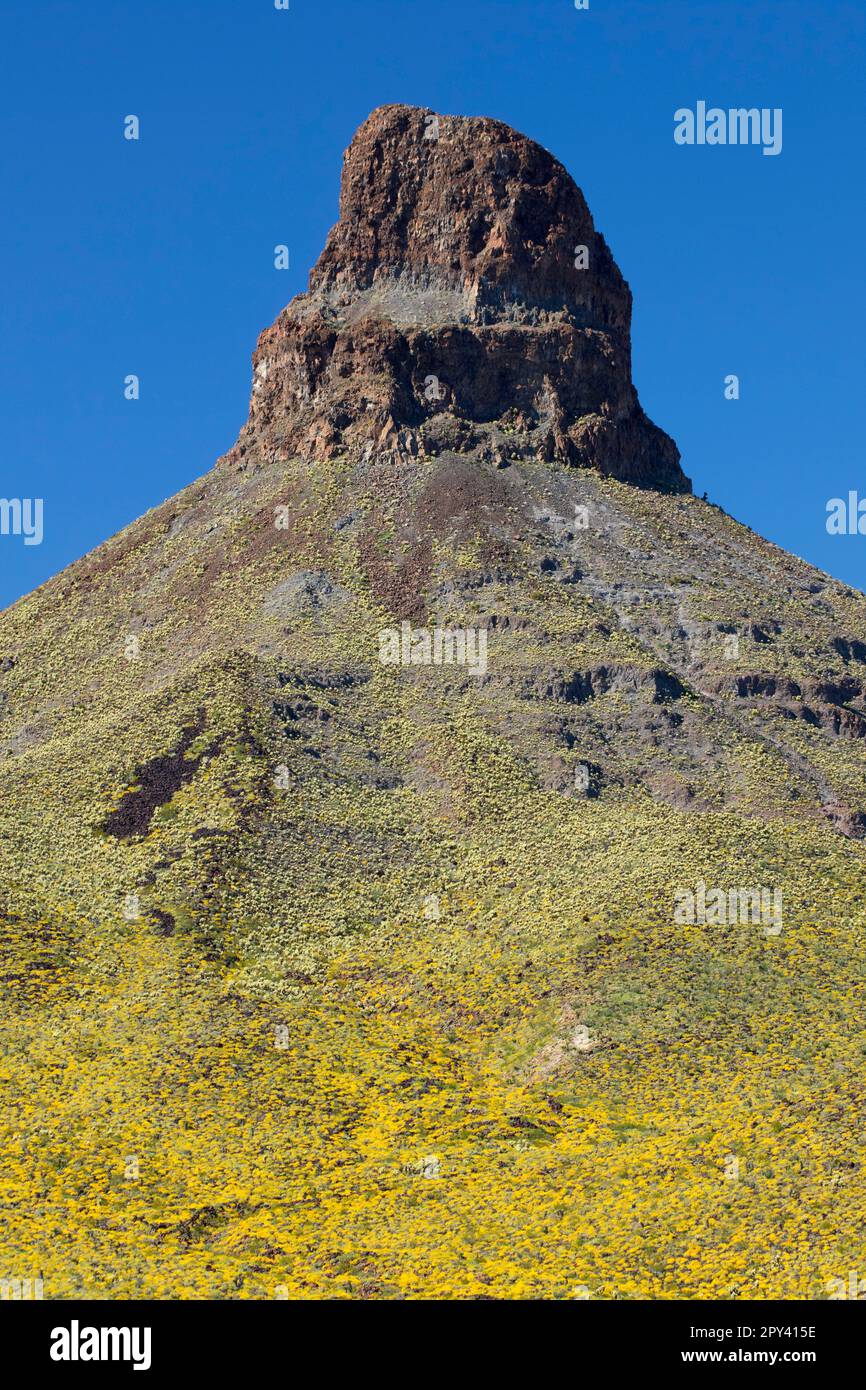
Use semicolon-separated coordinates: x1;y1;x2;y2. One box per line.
2;459;866;1298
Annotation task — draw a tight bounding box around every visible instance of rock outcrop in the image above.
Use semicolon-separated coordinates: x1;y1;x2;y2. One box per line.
238;104;688;492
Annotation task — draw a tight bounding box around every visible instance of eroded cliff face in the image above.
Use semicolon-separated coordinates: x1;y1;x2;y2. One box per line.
235;104;687;491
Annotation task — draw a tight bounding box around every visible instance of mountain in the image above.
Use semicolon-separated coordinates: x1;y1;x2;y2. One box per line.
2;104;866;1301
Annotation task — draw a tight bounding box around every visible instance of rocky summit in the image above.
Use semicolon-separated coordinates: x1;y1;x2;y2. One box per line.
241;104;686;491
2;107;866;1301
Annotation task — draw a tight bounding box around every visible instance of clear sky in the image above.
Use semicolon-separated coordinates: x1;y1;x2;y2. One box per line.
1;0;864;607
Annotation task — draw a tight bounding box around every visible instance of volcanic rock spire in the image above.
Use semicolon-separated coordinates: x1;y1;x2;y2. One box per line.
240;104;688;492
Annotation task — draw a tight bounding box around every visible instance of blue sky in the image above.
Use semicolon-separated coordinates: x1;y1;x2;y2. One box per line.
1;0;864;607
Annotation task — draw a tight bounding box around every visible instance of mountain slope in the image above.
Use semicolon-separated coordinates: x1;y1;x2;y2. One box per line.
2;105;866;1300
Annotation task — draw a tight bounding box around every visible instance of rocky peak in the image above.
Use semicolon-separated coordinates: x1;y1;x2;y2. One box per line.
240;104;688;492
309;104;627;329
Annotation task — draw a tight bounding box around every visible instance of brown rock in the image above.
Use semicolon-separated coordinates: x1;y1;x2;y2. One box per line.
241;104;688;493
